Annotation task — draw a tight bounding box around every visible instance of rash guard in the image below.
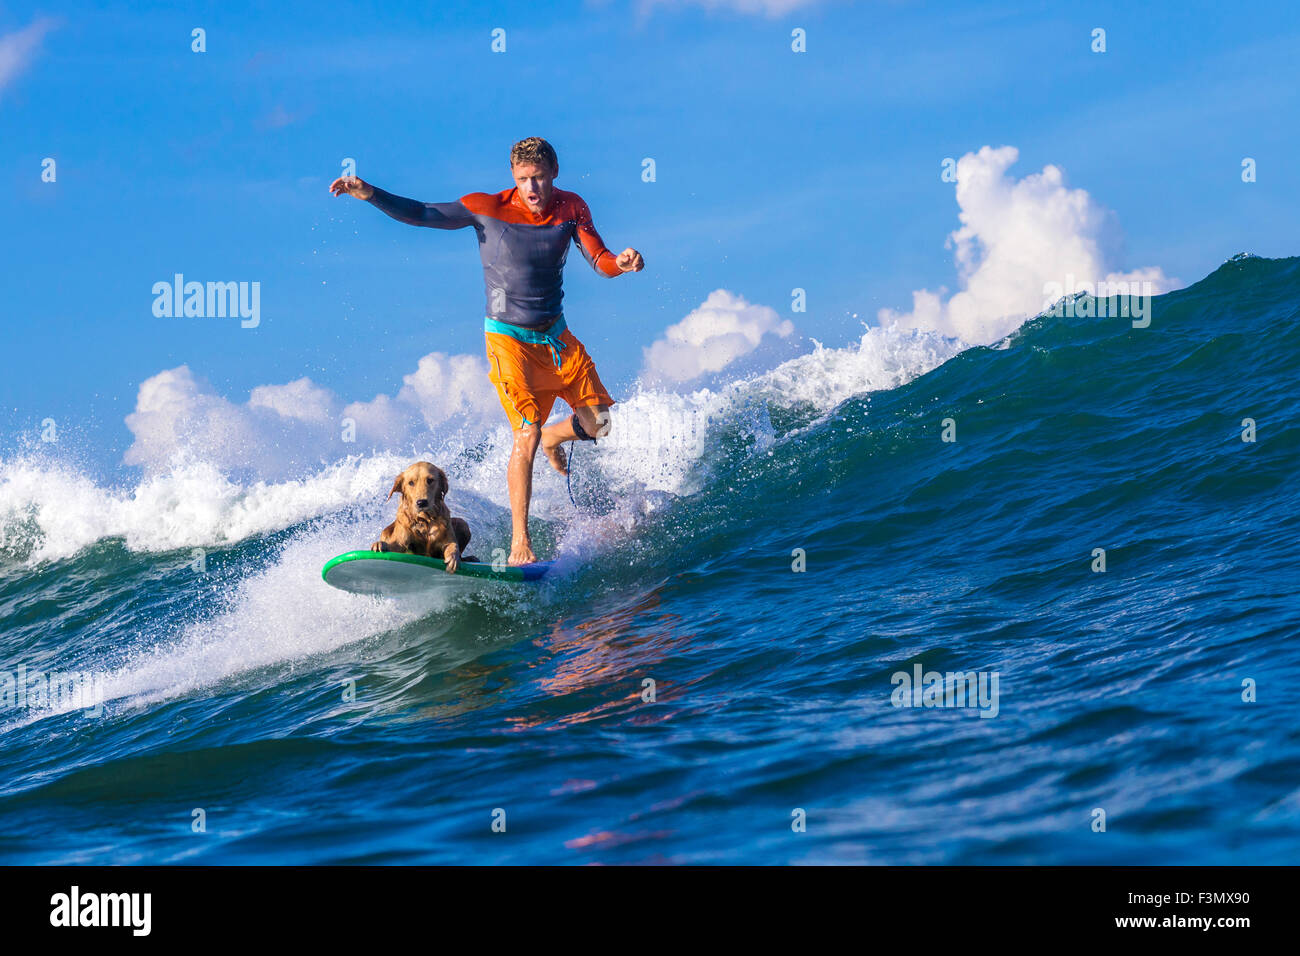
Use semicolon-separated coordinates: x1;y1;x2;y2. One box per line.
366;185;623;330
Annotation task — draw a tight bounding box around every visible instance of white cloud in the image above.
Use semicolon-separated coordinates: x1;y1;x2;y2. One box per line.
639;289;796;387
392;352;500;430
879;145;1178;344
124;353;503;478
340;392;408;450
0;18;58;94
249;377;337;424
123;366;252;473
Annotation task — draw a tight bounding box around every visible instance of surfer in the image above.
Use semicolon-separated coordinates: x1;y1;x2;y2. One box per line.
329;137;644;565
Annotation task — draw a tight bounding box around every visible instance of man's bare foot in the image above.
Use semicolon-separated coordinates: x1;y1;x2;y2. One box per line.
541;439;568;475
508;539;538;565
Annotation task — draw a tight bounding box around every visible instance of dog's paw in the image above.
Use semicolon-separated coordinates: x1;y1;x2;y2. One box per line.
444;551;460;574
369;541;383;552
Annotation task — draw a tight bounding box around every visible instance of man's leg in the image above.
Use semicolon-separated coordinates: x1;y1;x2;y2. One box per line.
485;330;562;565
541;330;616;474
541;404;611;475
507;423;543;564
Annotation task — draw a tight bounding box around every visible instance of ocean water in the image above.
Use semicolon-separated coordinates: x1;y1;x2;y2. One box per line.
1;254;1297;864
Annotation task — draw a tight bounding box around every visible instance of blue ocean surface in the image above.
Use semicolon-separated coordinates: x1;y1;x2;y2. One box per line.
1;254;1297;864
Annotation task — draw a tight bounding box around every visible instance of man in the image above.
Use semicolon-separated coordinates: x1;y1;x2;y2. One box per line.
329;136;644;565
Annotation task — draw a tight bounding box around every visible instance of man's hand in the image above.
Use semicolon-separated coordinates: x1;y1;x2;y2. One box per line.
329;175;374;200
615;248;644;273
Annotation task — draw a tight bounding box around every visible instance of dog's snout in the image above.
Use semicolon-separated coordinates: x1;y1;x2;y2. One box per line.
415;498;429;509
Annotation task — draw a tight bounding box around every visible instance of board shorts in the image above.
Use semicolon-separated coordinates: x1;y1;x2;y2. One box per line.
484;316;615;431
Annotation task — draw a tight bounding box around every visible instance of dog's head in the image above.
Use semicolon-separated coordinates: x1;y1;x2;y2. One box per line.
387;461;449;515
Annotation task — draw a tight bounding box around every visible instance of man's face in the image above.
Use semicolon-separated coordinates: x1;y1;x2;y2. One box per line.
512;161;556;213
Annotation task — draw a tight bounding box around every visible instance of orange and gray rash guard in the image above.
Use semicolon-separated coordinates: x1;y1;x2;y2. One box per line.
366;185;623;330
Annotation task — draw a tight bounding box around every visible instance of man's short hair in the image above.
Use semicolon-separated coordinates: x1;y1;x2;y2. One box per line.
510;137;558;174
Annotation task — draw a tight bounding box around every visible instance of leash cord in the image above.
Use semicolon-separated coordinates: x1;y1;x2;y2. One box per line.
566;439;577;506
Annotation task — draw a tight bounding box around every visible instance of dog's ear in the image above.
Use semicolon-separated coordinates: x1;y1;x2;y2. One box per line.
437;469;449;497
386;473;404;501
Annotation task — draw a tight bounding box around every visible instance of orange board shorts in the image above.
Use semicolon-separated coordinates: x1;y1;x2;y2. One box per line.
485;325;615;431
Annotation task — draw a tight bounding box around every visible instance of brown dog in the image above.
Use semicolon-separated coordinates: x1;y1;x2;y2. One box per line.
370;461;473;573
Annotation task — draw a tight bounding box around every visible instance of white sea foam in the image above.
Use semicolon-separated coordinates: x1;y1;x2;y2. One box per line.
0;323;964;566
1;321;969;721
0;517;449;725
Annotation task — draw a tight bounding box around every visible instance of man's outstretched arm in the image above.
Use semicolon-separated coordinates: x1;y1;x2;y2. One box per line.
329;175;475;229
573;197;644;276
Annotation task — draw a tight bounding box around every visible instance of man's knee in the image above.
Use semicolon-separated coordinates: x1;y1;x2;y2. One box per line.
512;423;541;452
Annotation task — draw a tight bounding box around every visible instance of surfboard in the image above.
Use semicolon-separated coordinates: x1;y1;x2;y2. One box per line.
321;550;554;597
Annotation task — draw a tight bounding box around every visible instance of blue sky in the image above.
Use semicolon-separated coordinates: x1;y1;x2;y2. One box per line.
3;0;1298;475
